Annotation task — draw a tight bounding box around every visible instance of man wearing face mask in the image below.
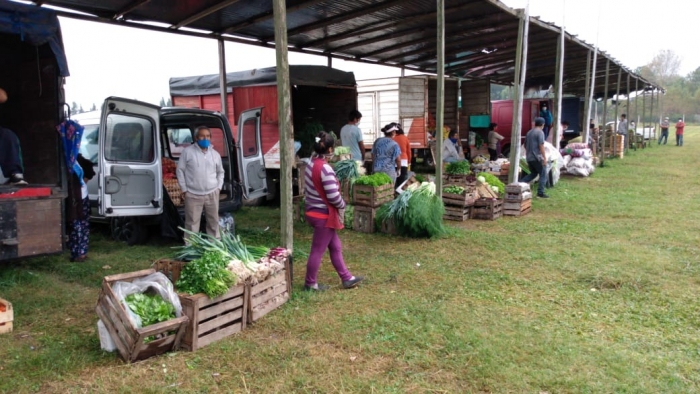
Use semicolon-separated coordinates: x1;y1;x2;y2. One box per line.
177;126;225;241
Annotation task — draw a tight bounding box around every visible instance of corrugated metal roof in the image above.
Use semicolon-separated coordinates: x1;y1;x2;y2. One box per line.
22;0;659;95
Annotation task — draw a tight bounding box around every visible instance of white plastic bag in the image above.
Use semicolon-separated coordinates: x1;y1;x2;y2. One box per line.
112;272;183;328
97;319;116;352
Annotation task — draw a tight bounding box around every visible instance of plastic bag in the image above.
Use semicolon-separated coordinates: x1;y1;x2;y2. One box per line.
219;212;235;232
112;272;183;329
97;319;116;351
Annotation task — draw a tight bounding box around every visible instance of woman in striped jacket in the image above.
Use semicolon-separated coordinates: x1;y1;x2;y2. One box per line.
304;131;364;291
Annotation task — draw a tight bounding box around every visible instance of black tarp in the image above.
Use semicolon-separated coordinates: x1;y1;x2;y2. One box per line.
169;65;356;97
0;1;70;76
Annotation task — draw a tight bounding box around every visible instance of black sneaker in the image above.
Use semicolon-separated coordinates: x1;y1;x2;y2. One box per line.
537;193;550;199
9;173;27;186
303;283;330;292
342;276;365;289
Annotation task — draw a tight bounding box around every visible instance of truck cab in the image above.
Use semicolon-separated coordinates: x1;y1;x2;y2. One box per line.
79;98;266;245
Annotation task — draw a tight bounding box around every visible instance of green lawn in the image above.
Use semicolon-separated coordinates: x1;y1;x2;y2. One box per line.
1;128;699;393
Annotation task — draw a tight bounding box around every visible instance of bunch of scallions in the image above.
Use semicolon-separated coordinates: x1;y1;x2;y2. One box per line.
376;182;445;238
174;228;267;269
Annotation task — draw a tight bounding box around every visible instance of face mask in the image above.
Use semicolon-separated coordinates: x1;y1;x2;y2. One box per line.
197;139;210;149
449;137;459;144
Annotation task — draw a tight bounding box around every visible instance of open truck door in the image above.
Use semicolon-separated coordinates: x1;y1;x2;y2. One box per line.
98;97;163;217
237;107;267;200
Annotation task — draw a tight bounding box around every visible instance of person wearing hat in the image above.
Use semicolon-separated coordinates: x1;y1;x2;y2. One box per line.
519;117;549;198
539;103;553;140
372;123;402;185
659;117;670;145
675;118;685;146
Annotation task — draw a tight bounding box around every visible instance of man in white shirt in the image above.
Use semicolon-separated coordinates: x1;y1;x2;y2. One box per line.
339;109;365;161
177;126;224;241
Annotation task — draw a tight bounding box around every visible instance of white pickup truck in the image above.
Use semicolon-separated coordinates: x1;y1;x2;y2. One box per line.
605;121;655;140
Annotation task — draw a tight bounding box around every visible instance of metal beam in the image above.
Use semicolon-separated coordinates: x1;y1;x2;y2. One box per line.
329;27;437;54
613;66;621;154
265;0;406;42
273;0;294;250
508;7;528;184
170;0;242;29
217;38;228;121
583;47;597;143
625;73;630;152
220;0;327;35
113;0;150;20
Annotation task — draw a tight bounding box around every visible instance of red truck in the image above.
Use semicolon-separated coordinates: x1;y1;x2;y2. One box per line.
170;66;358;199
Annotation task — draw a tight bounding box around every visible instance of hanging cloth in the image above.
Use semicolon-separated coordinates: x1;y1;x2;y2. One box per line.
56;119;84;174
310;157;343;230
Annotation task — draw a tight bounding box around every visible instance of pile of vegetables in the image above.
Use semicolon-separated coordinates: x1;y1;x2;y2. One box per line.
334;146;351;156
355;172;393;187
443;185;465;195
176;250;237;298
376;182;445;238
344;204;355;228
414;174;426;183
445;161;471;175
333;159;363;182
477;173;505;195
125;293;176;328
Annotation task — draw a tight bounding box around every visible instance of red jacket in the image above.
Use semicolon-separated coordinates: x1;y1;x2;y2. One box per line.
676;121;685;135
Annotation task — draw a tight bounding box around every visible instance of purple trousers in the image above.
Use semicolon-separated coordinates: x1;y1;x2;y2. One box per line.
304;215;352;286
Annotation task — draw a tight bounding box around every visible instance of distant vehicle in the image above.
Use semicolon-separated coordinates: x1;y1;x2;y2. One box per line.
604;121;655;140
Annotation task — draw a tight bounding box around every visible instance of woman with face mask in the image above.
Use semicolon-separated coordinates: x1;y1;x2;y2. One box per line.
443;130;466;163
372;123;402;185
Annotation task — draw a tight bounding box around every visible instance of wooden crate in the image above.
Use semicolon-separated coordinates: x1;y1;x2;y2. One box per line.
443;174;477;187
470;199;503;220
442;190;477;207
443;205;470;221
248;258;292;323
0;298;13;334
378;217;398;235
505;183;530;194
292;195;305;223
353;205;377;233
163;179;183;207
353;183;393;207
95;269;189;362
340;179;352;204
503;199;532;217
505;191;532;202
153;259;248;351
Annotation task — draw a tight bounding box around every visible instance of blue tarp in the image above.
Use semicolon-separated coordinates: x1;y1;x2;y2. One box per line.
0;1;69;76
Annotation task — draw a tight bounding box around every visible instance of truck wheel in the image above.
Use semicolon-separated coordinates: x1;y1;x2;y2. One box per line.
110;217;149;246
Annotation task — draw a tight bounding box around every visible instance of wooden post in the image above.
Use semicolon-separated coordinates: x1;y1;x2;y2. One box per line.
552;26;565;149
327;56;332;68
507;7;529;184
613;67;621;155
600;59;610;167
650;88;656;144
634;78;639;151
584;48;598;143
273;0;293;250
217;38;228;119
642;85;646;150
435;0;445;193
582;50;592;142
625;73;630;153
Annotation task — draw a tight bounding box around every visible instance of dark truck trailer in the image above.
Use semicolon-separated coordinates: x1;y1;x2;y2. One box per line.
169;65;358;199
0;3;69;261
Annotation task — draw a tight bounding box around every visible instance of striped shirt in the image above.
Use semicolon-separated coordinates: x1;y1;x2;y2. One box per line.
304;159;345;214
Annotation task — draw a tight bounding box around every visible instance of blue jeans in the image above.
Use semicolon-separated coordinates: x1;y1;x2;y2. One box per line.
0;127;23;178
658;130;668;144
519;160;547;196
676;134;683;146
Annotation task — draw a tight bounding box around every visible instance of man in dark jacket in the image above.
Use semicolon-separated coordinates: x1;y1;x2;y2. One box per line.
0;88;27;185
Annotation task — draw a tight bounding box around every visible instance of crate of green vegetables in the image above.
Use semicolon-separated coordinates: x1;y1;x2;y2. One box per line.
153;259;248;352
96;269;189;362
353;173;394;207
442;185;477;207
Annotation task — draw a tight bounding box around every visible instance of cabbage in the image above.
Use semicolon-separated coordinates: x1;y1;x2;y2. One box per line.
477;176;486;183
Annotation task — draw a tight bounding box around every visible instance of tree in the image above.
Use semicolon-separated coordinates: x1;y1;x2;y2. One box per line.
166;98;172;106
71;101;79;115
90;103;97;111
159;97;166;107
640;50;681;88
79;104;84;114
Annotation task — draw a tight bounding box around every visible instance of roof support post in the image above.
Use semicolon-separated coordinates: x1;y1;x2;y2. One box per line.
273;0;293;250
634;78;639;151
508;7;529;184
435;0;445;193
642;84;646;151
217;38;228;120
625;73;630;153
552;25;565;149
581;50;593;142
650;88;656;145
327;56;332;68
613;67;621;154
583;48;597;143
599;58;610;167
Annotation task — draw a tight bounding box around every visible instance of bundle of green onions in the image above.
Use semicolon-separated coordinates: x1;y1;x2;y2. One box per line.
333;159;361;182
376;182;445;238
174;228;265;268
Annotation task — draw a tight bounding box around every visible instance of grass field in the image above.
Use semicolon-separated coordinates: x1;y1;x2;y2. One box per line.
1;127;699;393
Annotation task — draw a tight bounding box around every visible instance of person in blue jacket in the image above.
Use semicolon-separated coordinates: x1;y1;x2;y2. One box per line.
539;103;553;141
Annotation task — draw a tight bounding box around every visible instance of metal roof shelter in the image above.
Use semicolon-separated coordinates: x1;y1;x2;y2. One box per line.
24;0;658;95
17;0;661;247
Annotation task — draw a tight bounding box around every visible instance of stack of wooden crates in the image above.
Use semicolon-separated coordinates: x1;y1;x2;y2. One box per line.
442;175;477;221
503;183;532;217
353;183;394;233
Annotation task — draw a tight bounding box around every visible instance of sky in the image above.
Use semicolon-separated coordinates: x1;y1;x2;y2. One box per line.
55;0;700;108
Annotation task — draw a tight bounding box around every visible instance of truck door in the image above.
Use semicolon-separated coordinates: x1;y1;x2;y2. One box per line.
98;97;163;217
236;107;267;200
